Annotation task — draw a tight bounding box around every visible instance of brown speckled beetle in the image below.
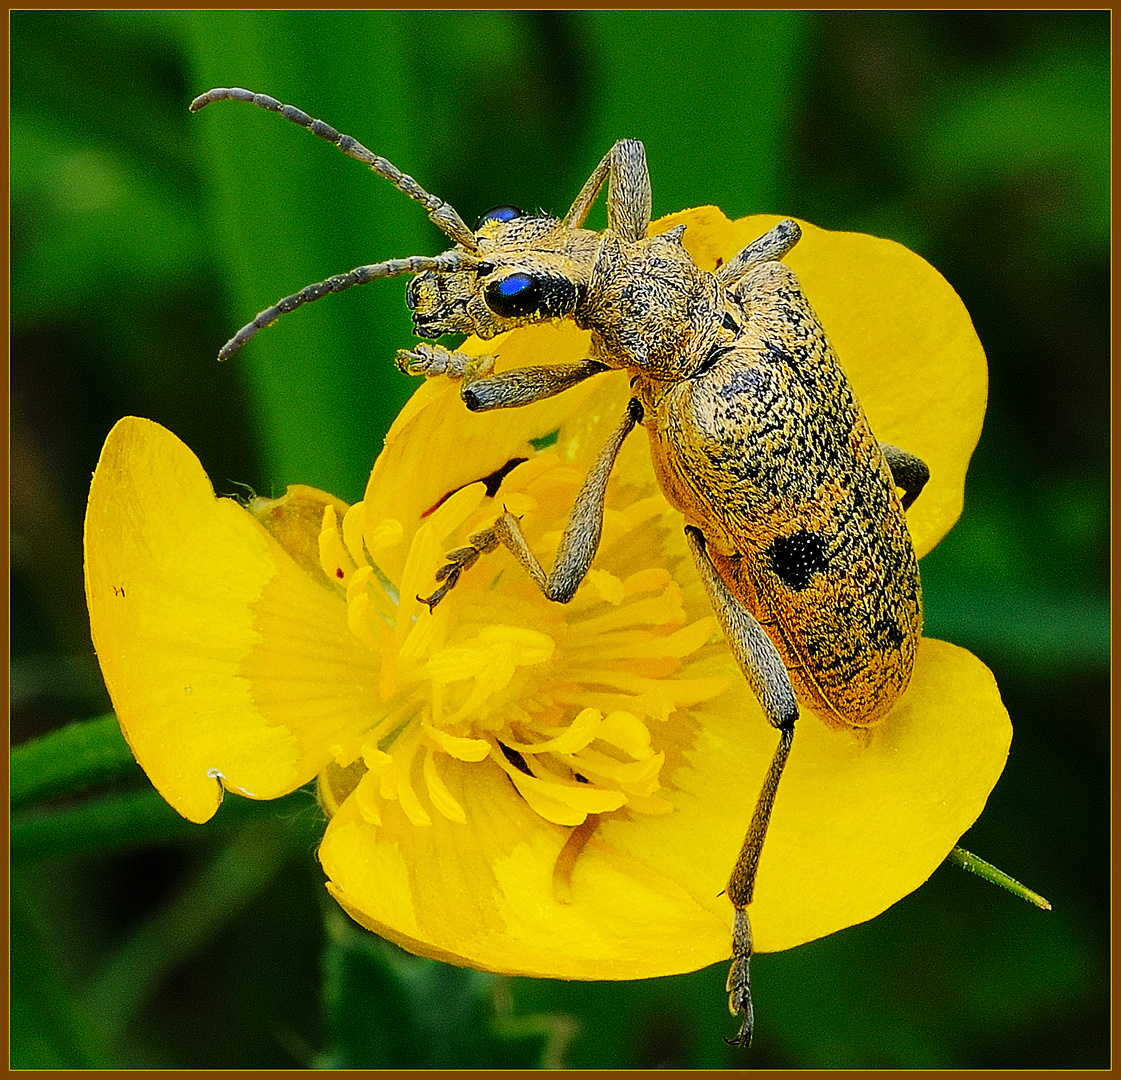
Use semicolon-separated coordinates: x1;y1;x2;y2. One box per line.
191;87;930;1046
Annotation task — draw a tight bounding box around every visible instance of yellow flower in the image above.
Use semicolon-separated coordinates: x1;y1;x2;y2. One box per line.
84;208;1008;982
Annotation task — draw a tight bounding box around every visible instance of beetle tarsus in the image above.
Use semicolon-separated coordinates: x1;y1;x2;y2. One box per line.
725;908;755;1047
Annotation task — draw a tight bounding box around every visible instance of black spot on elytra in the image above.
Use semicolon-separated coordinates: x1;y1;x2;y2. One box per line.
718;364;766;400
765;530;828;591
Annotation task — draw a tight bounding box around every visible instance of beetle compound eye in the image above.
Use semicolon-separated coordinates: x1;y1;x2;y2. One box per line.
475;205;524;229
485;273;541;318
484;272;579;321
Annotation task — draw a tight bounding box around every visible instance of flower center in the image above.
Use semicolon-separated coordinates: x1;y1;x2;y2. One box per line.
315;449;728;831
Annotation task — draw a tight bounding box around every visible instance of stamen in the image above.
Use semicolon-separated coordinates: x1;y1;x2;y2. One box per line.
314;431;725;839
570;587;686;636
396;521;445;651
318;505;356;583
422;746;466;823
502;707;602;755
346;587;379;647
341;501;368;568
552;815;600;904
420;717;490;762
596;710;657;758
493;747;627;825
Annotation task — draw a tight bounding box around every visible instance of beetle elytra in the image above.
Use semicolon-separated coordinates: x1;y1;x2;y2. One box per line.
191;87;930;1046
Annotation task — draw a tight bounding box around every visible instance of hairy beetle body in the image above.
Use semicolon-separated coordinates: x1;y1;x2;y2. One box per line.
193;92;930;1047
638;258;921;729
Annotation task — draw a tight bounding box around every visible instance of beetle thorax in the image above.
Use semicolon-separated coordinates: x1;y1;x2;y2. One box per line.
578;225;722;379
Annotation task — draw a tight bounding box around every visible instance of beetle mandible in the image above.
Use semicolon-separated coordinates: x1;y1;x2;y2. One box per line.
190;87;931;1047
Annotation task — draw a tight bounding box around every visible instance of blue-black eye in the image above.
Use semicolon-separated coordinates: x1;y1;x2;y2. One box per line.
475;205;524;230
484;273;539;318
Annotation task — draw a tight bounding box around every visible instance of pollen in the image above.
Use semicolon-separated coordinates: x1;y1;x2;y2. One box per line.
315;449;726;832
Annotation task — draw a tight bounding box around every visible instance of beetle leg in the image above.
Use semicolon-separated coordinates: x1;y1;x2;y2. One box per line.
492;398;643;602
396;342;496;381
418;527;500;610
716;219;802;289
562;140;651;243
460;361;611;412
684;525;799;1047
880;443;930;511
683;527;798;739
399;344;612;412
422;399;642;609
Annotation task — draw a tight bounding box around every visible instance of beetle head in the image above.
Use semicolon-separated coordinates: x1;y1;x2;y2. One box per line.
407;206;599;341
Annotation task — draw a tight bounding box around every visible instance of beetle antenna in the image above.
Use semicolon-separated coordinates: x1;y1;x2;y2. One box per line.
190;88;478;251
216;251;480;362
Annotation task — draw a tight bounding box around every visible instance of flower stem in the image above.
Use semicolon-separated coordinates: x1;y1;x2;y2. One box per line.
947;846;1052;910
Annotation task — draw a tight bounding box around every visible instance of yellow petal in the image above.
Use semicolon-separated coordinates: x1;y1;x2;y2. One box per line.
84;417;382;822
320;636;1008;976
602;636;1012;955
250;482;350;580
319;753;728;979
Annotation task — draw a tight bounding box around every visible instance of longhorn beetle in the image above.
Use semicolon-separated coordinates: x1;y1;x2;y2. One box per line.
190;87;931;1046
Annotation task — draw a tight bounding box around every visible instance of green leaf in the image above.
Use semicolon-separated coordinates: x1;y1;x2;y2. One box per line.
10;715;139;812
10;716;322;861
947;846;1052;910
10;786;272;862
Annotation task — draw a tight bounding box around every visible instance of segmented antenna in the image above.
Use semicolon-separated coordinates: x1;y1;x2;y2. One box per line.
190;88;484;360
216;251;479;361
189;87;477;250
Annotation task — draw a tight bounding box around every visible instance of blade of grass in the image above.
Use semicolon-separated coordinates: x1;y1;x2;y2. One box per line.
10;715;139;813
182;10;428;500
11;889;117;1068
579;10;810;219
9;786;292;862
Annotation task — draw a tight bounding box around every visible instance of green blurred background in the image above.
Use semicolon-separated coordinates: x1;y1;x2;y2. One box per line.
10;10;1109;1069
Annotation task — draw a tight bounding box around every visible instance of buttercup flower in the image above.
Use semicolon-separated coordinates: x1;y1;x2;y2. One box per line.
84;208;1009;982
